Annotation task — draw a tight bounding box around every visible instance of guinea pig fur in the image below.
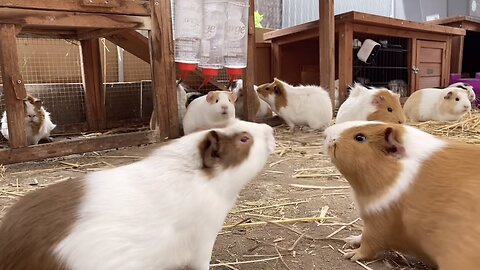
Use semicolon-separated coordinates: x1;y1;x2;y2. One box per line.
335;83;406;124
182;91;237;135
324;120;480;269
230;79;272;119
448;82;476;102
149;81;188;131
403;87;471;122
0;120;275;270
256;78;332;130
1;94;56;145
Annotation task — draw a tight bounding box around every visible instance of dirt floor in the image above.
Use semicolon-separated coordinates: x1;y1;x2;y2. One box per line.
0;124;439;270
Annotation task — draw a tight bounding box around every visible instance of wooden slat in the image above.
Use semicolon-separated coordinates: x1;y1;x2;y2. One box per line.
0;24;28;148
77;28;125;40
0;0;150;16
337;23;353;106
418;63;442;77
0;8;150;30
418;48;443;63
81;39;106;130
449;36;463;74
0;131;157;165
149;0;179;139
271;43;281;78
319;0;335;110
243;0;256;121
352;24;454;41
106;30;150;62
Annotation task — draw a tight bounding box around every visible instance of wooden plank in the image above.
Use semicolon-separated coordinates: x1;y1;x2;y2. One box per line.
410;38;417;93
149;0;179;139
19;28;77;39
0;131;157;165
417;63;442;77
271;42;281;78
418;48;443;63
0;0;150;16
243;0;256;121
443;36;451;86
352;24;453;41
106;30;150;62
0;24;27;148
81;39;106;130
319;0;335;110
337;23;353;106
77;28;125;40
449;36;463;74
0;8;151;30
418;76;441;89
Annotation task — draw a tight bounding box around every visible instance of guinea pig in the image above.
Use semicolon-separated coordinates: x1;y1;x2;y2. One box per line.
149;81;188;131
335;83;406;124
183;90;237;135
1;94;56;145
229;79;272;119
256;78;332;131
323;120;480;269
403;87;471;122
0;119;275;270
448;82;476;102
186;91;204;107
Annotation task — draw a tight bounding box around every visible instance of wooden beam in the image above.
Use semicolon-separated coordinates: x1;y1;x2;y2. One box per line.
337;23;353;106
243;0;257;121
77;28;125;40
0;8;150;30
106;30;151;62
0;0;150;16
319;0;335;110
81;39;106;130
0;131;157;165
0;24;28;148
149;0;179;139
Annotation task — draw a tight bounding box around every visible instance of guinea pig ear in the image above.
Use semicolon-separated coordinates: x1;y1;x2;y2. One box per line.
229;92;238;103
383;127;406;159
444;91;453;100
206;91;215;103
371;95;385;106
201;130;222;168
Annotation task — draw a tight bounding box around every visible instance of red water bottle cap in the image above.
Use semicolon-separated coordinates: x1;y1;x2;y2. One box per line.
201;68;219;85
227;68;244;83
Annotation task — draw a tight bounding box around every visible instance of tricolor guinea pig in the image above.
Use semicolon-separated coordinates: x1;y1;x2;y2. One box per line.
448;82;476;102
256;78;333;131
229;79;272;119
335;83;406;124
149;81;188;131
324;121;480;269
403;87;471;122
182;90;237;135
1;94;56;145
0;120;275;270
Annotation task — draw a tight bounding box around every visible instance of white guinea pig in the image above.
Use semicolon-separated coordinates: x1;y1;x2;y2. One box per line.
335;83;406;124
403;87;471;122
1;94;56;145
183;90;237;135
229;79;272;119
324;120;480;269
0;120;275;270
256;78;332;131
448;82;476;102
149;81;188;131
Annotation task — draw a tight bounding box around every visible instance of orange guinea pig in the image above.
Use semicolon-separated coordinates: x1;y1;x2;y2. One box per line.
324;121;480;270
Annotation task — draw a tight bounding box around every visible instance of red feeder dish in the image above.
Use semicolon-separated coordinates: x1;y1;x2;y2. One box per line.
201;68;219;85
227;68;244;83
177;63;197;81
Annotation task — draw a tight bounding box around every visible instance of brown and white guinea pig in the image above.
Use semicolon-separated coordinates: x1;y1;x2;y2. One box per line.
256;78;332;131
403;87;471;122
448;82;476;102
0;119;275;270
182;90;237;135
229;79;272;119
149;80;188;131
335;83;406;124
324;121;480;269
1;94;56;145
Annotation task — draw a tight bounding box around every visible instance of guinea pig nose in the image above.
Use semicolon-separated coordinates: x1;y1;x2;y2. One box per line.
221;105;228;110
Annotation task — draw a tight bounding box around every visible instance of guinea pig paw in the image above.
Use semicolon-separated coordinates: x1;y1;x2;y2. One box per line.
344;234;362;248
343;248;357;260
344;247;372;262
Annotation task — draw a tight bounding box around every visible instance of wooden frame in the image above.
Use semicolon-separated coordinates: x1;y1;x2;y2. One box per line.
0;0;263;164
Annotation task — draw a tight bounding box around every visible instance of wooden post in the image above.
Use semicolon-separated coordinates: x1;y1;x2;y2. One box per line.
0;24;27;148
149;0;179;139
244;0;256;121
319;0;335;110
337;23;353;105
80;38;106;130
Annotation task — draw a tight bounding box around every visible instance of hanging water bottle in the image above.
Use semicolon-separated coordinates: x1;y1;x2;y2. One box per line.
173;0;203;79
224;0;249;81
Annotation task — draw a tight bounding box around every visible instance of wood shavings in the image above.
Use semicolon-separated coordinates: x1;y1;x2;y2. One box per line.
290;184;350;190
230;200;308;214
209;256;280;267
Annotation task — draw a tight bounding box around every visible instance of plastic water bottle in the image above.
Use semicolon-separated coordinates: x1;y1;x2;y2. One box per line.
173;0;203;64
199;0;227;70
224;0;249;69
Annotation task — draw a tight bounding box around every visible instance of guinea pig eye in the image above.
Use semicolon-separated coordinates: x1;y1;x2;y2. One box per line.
387;107;393;112
216;99;219;103
354;133;367;143
240;136;249;143
455;97;460;101
266;87;270;90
